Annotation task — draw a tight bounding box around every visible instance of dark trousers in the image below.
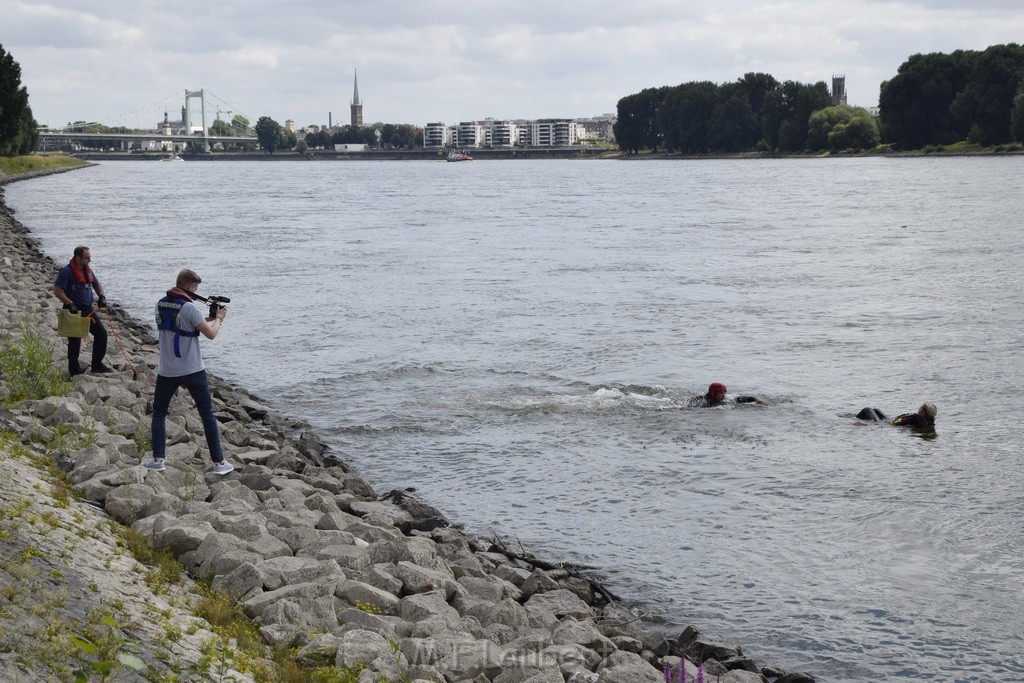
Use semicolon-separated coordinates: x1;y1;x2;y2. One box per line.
151;370;224;463
66;313;107;373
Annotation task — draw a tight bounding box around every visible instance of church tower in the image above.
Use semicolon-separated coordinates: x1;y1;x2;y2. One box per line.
350;70;363;126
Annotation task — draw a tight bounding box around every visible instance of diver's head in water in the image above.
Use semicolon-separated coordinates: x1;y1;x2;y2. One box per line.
707;382;728;405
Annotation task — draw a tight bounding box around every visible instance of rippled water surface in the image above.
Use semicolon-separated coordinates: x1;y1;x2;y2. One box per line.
7;157;1024;681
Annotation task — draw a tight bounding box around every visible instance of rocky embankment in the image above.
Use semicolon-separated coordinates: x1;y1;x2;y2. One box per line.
0;172;815;683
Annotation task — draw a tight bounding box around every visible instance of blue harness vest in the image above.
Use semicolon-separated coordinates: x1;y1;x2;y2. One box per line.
156;295;200;358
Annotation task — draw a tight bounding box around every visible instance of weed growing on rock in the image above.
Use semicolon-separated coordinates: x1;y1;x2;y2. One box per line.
69;613;147;682
354;600;382;615
44;420;99;458
0;321;71;404
113;525;182;591
192;585;262;654
133;424;152;454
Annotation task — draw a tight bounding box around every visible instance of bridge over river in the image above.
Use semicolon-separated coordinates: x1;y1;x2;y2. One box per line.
39;131;257;152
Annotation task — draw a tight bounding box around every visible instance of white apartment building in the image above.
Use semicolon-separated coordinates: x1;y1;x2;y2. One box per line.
456;121;485;148
423;122;453;148
423;116;603;148
486;120;519;147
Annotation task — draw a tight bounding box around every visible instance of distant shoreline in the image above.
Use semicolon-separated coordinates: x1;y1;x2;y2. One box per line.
65;146;1024;162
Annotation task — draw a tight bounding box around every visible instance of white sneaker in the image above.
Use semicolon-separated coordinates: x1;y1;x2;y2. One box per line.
211;460;234;475
144;458;166;472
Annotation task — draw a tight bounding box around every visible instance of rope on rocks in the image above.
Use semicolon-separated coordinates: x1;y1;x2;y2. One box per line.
103;306;144;381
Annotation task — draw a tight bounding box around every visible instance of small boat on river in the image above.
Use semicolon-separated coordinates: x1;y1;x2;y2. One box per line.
447;150;473;162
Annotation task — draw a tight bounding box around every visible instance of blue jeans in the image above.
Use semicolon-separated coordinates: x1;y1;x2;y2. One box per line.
151;370;224;463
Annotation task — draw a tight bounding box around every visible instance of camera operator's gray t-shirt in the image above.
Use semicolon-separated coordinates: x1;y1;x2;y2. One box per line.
156;300;206;377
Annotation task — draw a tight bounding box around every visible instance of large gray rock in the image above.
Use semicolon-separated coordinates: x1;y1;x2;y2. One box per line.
296;633;343;668
553;617;616;656
336;579;401;616
394;560;461;599
158;520;216;555
675;626;742;664
335;629;394;669
596;650;663;683
42;397;82;426
211;561;263;599
215;514;269;541
524;589;594;620
521;570;560;598
188;529;247;577
244;533;293;560
543;643;603;676
348;565;401;596
485;599;531;629
104;483;156;525
243;581;335;620
261;597;340;632
600;605;670;657
457;575;504;603
255;556;345;590
399;589;461;623
436;638;504;681
337;608;405;640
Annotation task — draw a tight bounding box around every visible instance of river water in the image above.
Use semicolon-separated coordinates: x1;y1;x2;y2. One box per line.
6;157;1024;681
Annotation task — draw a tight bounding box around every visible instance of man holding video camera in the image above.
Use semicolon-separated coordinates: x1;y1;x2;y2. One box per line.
146;268;233;475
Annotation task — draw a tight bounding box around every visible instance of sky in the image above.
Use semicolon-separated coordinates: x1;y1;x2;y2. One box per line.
3;0;1023;131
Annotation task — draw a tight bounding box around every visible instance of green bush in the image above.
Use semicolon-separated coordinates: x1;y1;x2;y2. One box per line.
0;321;71;404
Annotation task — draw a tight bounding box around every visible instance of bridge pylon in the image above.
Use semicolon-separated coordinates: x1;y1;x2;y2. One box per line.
184;89;210;153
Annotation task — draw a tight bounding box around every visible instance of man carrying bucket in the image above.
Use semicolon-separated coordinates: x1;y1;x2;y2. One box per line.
52;245;112;375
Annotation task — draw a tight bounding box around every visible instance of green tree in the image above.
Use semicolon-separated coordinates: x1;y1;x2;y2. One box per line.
735;72;780;123
306;129;332;149
657;81;719;153
949;43;1024;146
230;114;250;136
254;116;281;153
276;127;297;150
828;114;880;151
761;80;832;152
209;119;232;137
1011;87;1024;142
0;44;38;156
613;87;669;153
807;104;879;151
709;95;760;152
878;50;976;148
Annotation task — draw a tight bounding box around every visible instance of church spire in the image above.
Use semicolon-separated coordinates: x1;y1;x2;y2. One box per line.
350;70;363;126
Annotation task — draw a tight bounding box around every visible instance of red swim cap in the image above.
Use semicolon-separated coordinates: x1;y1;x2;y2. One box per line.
709;382;727;394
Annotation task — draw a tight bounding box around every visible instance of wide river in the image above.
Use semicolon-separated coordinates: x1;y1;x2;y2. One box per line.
6;157;1024;681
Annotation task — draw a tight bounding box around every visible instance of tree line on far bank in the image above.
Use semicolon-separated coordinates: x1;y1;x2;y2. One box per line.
615;43;1024;154
253;116;420;154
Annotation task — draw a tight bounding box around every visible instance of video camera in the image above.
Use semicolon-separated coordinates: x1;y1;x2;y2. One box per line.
189;292;231;319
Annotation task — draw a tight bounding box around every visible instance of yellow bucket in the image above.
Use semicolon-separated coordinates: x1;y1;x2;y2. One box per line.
57;310;91;338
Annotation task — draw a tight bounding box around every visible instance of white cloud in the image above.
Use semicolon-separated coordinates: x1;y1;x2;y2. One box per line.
4;0;1024;129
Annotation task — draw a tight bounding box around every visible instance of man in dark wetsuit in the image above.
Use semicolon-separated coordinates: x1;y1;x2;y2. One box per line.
891;403;937;430
687;382;768;407
856;403;936;430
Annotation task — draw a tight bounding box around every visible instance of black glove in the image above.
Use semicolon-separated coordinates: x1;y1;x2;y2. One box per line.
63;303;79;314
97;295;107;308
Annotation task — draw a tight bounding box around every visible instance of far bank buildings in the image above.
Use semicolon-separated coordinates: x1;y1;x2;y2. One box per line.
346;72;616;149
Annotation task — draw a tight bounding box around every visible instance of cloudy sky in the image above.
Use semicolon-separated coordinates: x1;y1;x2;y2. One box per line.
4;0;1023;130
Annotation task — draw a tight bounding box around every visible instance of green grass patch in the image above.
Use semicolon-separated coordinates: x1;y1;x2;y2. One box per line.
0;155;87;177
0;321;71;405
113;525;182;591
